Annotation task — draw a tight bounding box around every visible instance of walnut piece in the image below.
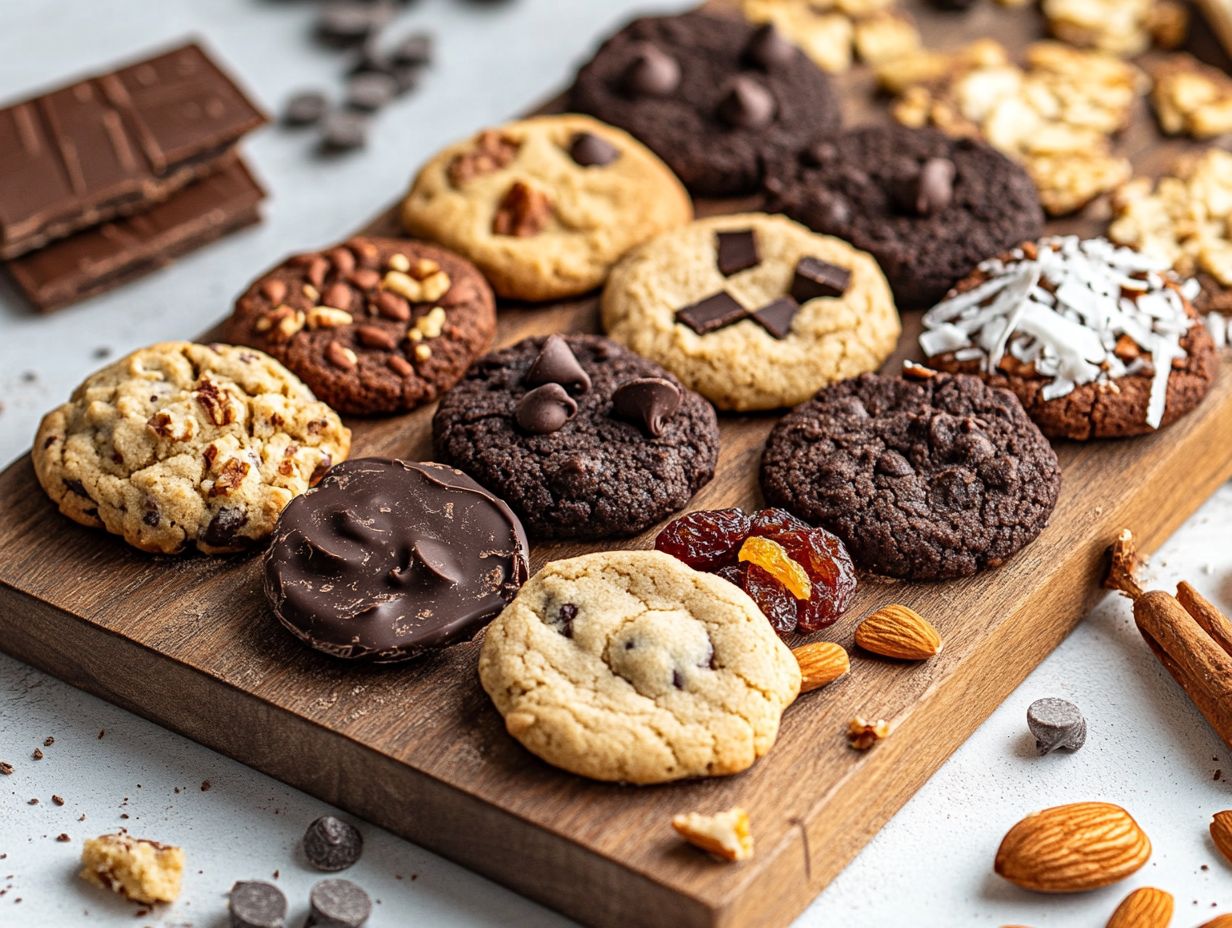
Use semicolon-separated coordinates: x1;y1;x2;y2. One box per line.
671;808;754;861
1149;54;1232;138
492;181;553;237
447;130;521;186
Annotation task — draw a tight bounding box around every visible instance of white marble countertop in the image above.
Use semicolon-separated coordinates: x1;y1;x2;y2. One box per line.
1;1;1230;925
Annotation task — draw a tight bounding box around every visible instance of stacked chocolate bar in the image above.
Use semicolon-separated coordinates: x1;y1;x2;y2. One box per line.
0;41;267;311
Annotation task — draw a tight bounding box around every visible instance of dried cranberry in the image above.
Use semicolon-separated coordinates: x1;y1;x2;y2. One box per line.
777;527;858;632
741;563;798;634
655;508;752;571
748;507;808;539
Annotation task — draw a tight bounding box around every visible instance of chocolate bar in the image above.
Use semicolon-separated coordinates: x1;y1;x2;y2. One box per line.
6;159;265;312
0;40;266;259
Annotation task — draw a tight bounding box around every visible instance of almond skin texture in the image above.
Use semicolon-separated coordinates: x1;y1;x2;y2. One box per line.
1106;886;1174;928
1211;810;1232;866
792;642;850;692
855;604;943;660
994;802;1151;893
1198;916;1232;928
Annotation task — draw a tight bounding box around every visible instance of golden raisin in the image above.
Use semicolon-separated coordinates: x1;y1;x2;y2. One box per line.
738;536;811;601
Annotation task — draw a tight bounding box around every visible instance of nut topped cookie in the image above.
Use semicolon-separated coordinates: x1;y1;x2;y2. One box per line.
601;213;900;411
568;11;842;196
478;550;802;784
33;342;350;555
223;237;495;415
400;114;691;302
920;236;1218;440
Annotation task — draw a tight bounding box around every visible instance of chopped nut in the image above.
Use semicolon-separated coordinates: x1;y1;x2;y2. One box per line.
387;253;410;273
415;306;448;340
208;459;251;498
447;129;521;186
382;268;452;304
302;284;320;303
847;717;891;750
671;808;754;861
492;181;553;237
1149;54;1232;138
306;306;354;329
853;11;921;66
413;343;432;362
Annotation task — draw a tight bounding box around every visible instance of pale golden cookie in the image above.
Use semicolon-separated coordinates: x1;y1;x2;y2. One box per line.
601;213;900;411
478;550;801;784
400;114;691;302
33;341;351;555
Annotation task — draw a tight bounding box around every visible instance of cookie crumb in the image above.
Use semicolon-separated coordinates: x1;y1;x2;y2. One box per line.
52;795;65;806
78;834;184;904
200;780;211;792
671;808;754;861
31;749;43;761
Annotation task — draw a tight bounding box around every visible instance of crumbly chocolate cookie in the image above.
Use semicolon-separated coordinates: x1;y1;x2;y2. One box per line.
478;550;802;784
760;371;1061;580
33;341;350;555
265;459;529;662
223;236;495;415
568;11;842;196
432;334;719;540
920;236;1218;440
400;114;691;302
602;213;900;411
764;124;1045;308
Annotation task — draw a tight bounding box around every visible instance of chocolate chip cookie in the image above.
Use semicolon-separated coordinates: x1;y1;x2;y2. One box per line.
478;550;802;783
265;459;529;662
432;334;719;540
223;236;495;415
760;371;1061;580
400;114;691;302
33;341;350;555
569;11;842;196
764;124;1045;308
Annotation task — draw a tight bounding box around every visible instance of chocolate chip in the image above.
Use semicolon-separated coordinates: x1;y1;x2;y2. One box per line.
790;256;851;302
202;507;248;548
317;1;391;45
717;76;776;129
749;297;800;339
672;669;685;690
611;377;682;437
346;72;396;111
63;478;91;499
284;91;329;127
621;44;681;96
568;132;621;167
306;879;372;928
1027;698;1086;755
556;603;577;638
515;383;578;435
743;23;795;69
302;816;363;872
320;110;369;151
675;291;747;335
229;880;287;928
524;335;591;394
389;32;433;66
716;230;759;277
142;508;160;527
893;157;957;216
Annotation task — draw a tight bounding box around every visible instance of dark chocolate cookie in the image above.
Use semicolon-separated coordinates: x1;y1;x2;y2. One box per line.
264;458;529;662
568;12;841;196
224;236;495;415
764;125;1045;309
760;372;1061;580
433;334;719;540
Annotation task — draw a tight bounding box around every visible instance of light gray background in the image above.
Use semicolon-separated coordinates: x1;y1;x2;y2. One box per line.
1;1;1229;925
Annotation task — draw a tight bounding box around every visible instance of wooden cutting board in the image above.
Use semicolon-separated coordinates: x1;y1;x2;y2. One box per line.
1;4;1229;927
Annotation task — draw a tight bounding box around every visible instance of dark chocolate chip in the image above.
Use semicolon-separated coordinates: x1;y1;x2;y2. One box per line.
621;44;681;96
284;91;329;127
568;132;621;168
515;383;578;435
749;297;800;339
389;32;433;66
142;508;160;527
790;256;851;302
317;1;392;45
716;229;759;277
306;879;372;928
1027;697;1086;755
675;291;747;335
202;507;248;548
63;478;91;499
551;603;577;638
302;816;363;872
717;76;776;129
743;23;795;69
893;157;957;216
672;669;685;690
611;377;682;437
346;72;396;111
229;881;287;928
524;334;591;394
320;111;369;151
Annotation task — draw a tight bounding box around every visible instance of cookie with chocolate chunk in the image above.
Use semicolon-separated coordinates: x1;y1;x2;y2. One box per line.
432;334;719;540
760;371;1060;580
223;236;495;415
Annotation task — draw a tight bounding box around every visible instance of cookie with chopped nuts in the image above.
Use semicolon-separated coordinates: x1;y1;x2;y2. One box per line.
223;236;496;415
400;114;691;302
33;341;350;555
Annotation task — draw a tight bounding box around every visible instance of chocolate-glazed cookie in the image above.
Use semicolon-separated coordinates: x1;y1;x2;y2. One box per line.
568;12;841;196
760;372;1061;581
264;459;529;662
432;334;719;540
224;237;495;415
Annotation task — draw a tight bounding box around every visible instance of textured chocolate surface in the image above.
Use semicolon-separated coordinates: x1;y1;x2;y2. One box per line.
264;459;529;663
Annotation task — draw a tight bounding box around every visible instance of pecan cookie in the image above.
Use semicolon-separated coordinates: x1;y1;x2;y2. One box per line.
33;341;350;554
478;550;802;784
400;114;690;302
223;236;495;415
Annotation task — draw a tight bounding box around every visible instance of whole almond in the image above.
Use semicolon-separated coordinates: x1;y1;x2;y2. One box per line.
1199;917;1232;928
1211;810;1232;865
1106;886;1173;928
994;802;1151;893
855;604;942;660
792;642;850;692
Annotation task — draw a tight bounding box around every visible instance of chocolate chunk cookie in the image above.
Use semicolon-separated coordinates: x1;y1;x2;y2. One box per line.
760;372;1061;580
265;459;529;662
223;236;495;415
569;11;841;196
432;334;719;540
764;125;1045;308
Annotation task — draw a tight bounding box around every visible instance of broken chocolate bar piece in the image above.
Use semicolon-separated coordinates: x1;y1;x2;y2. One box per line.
676;291;747;335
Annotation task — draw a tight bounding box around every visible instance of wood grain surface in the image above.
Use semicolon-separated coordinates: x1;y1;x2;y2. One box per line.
1;4;1230;927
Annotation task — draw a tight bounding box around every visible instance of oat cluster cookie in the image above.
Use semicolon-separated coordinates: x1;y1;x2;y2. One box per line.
400;114;691;302
478;550;802;784
33;341;350;555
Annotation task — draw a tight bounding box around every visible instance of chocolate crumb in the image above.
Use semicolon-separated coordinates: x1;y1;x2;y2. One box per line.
77;815;85;822
55;834;69;843
1216;769;1223;781
27;798;37;805
31;749;43;761
43;737;54;747
98;730;105;739
120;814;129;820
201;780;212;792
0;762;12;775
51;795;64;806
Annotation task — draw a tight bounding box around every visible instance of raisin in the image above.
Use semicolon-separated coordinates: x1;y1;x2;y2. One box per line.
777;527;858;632
655;508;752;571
748;507;808;539
741;563;798;635
738;536;811;600
714;564;744;587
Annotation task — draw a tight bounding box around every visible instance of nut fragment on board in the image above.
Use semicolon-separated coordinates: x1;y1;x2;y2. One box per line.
671;808;754;861
855;605;942;660
1149;55;1232;139
1211;811;1232;866
1105;886;1174;928
847;717;891;750
792;641;850;692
